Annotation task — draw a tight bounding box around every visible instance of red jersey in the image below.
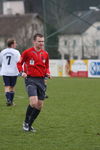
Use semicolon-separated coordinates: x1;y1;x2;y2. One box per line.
17;47;50;77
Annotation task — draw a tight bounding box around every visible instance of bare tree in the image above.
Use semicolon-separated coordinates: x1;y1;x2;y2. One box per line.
15;24;35;51
44;0;70;29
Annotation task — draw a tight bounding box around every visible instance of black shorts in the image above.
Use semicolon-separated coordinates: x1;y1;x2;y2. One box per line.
3;76;17;87
25;77;46;100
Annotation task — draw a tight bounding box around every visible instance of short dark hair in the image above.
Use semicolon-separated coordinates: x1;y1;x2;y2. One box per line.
33;33;43;41
7;39;15;47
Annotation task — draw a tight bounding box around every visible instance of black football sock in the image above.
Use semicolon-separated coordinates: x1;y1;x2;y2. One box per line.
5;92;11;103
29;107;40;127
10;91;14;103
45;84;47;90
25;105;34;124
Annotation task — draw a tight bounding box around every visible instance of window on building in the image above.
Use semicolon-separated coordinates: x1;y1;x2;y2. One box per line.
97;26;100;30
64;40;67;46
96;40;100;46
73;40;76;48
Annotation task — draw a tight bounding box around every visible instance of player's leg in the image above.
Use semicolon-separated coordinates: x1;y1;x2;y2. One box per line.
23;95;39;132
28;78;45;130
8;87;15;106
24;95;38;124
44;77;49;98
9;76;17;105
28;99;44;130
23;77;39;131
3;76;12;106
23;77;45;132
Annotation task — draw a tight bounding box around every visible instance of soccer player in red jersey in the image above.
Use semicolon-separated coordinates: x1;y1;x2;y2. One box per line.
17;33;51;132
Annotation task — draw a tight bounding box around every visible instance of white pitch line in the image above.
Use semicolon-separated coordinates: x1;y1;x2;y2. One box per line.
0;92;26;99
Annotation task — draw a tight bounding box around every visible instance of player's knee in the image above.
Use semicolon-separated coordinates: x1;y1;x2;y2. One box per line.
30;101;37;108
29;96;38;107
37;101;43;109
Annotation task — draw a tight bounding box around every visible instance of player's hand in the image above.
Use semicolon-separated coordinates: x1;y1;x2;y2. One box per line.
22;72;27;78
46;74;52;79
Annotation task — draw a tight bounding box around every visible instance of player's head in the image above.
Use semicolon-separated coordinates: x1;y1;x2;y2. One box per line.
7;39;16;48
33;33;44;50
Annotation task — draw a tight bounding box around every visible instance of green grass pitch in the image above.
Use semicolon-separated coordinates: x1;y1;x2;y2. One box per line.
0;77;100;150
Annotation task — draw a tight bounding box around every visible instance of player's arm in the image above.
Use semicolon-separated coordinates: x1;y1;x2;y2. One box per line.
17;51;27;78
16;51;21;63
45;54;51;78
0;53;2;75
0;52;2;66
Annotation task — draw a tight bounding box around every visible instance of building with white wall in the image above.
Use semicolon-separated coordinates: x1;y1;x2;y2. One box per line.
58;11;100;59
3;1;25;15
